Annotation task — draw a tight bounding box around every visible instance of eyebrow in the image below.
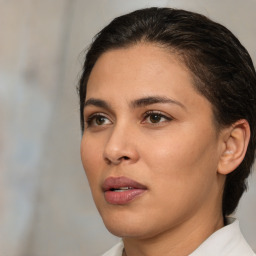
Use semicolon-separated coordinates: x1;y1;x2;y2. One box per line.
84;98;111;110
131;96;186;109
84;96;186;111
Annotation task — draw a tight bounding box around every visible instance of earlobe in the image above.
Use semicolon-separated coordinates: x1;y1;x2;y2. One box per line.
218;119;250;175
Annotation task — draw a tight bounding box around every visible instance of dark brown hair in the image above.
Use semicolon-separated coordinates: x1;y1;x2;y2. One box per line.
78;7;256;216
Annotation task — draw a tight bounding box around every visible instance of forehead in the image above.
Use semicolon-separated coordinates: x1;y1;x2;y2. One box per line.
85;43;217;130
86;44;195;98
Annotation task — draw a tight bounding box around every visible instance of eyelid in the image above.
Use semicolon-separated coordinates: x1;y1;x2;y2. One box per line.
84;110;112;121
85;112;112;127
142;110;173;123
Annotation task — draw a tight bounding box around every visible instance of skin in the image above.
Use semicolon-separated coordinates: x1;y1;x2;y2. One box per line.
81;44;232;256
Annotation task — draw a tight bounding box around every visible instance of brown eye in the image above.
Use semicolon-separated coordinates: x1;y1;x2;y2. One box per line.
86;114;111;127
143;111;172;125
95;116;107;125
149;114;162;123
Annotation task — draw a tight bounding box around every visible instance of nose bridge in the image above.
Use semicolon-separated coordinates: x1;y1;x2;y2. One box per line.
103;120;138;164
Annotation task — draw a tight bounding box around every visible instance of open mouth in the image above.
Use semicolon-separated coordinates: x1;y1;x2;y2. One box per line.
109;187;134;192
102;176;147;204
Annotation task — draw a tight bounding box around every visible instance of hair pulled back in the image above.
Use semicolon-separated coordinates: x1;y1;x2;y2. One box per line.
78;7;256;216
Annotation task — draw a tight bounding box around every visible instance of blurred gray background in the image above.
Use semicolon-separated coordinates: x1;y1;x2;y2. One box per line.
0;0;255;255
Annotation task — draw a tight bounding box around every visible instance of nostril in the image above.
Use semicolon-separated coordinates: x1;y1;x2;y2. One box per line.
104;158;112;165
104;156;129;165
106;155;130;165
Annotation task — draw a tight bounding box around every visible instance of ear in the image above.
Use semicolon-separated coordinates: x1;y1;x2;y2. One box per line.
218;119;250;175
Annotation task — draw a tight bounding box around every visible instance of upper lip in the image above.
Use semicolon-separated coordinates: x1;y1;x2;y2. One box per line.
102;176;147;192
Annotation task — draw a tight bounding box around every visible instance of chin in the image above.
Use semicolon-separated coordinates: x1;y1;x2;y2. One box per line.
101;211;164;240
105;222;151;239
100;209;150;238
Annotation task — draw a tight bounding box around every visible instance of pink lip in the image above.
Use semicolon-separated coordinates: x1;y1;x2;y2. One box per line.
102;176;147;205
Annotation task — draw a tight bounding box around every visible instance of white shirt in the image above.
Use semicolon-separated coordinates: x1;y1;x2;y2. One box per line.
102;218;255;256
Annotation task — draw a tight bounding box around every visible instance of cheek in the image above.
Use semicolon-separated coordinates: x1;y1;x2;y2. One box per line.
80;135;103;185
141;126;219;189
140;132;219;222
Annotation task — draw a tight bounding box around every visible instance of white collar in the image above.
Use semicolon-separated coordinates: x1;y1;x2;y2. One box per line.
102;218;255;256
189;217;255;256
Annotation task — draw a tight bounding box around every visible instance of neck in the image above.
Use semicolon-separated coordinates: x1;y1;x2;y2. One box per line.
122;211;224;256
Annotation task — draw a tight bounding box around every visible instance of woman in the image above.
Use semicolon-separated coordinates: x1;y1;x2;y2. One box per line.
78;8;256;256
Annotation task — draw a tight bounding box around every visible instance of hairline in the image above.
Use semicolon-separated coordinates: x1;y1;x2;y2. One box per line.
84;40;223;134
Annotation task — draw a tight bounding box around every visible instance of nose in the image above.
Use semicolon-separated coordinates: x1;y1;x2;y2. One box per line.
103;124;139;165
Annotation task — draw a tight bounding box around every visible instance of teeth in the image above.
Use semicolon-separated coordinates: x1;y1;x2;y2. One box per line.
111;187;133;192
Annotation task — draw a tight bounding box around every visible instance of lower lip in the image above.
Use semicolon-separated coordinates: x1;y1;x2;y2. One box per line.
104;189;146;205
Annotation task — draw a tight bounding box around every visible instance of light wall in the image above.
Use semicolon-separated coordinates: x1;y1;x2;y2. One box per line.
0;0;255;255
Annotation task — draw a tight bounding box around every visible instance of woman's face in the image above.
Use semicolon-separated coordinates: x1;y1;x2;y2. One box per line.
81;44;225;239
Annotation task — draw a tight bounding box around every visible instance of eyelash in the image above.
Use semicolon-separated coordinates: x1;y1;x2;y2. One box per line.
85;111;172;128
86;113;111;127
142;111;172;125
